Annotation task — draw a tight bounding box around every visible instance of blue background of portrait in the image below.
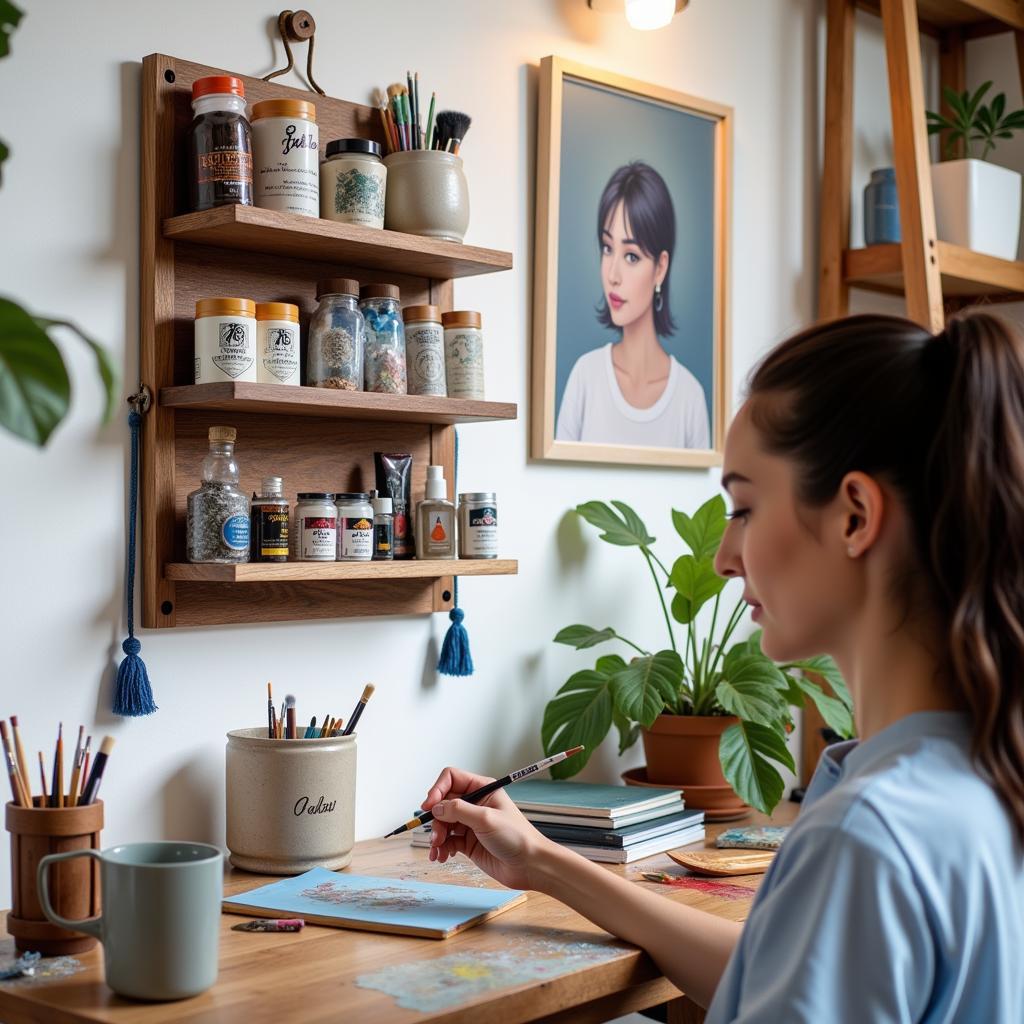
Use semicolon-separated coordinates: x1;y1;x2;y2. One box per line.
554;77;717;427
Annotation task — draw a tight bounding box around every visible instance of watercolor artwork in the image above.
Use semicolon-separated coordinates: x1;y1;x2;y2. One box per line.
222;867;527;939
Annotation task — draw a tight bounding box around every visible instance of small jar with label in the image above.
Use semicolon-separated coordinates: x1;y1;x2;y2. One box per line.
403;305;447;397
188;76;252;212
187;426;250;563
442;311;485;400
458;492;498;559
308;279;365;391
371;493;394;561
359;284;407;394
251;99;319;218
335;493;373;561
251;476;290;563
320;140;386;228
195;298;257;383
295;493;337;561
256;302;300;386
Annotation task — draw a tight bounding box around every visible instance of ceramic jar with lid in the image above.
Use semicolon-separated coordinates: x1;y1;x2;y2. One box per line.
320;140;386;228
335;492;373;562
295;493;337;561
359;284;407;394
441;310;484;400
307;279;365;391
403;305;447;397
256;302;300;386
251;99;319;217
194;298;257;383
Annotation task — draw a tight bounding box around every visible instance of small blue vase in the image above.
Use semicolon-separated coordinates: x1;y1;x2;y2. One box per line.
864;168;900;245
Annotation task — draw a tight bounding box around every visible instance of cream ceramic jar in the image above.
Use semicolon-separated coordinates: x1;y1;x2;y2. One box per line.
251;99;319;217
194;297;257;382
256;302;300;386
320;139;386;228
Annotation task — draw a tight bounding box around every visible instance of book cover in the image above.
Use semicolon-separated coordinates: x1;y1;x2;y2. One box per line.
522;800;687;829
560;825;706;864
223;867;526;939
507;780;683;816
534;808;705;848
715;825;789;851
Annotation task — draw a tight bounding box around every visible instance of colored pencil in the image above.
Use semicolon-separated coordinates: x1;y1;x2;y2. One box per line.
425;91;437;151
38;751;48;805
77;736;91;805
341;684;375;737
67;725;85;807
80;736;115;806
0;721;29;807
383;746;586;838
267;682;275;739
406;71;415;147
51;722;63;808
9;717;31;805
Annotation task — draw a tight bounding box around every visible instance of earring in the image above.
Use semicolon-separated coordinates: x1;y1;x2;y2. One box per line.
847;547;856;557
654;283;663;313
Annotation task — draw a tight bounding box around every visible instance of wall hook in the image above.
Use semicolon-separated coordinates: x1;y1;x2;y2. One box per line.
263;9;324;96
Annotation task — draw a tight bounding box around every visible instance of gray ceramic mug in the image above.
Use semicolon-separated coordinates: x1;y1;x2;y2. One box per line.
37;841;223;1001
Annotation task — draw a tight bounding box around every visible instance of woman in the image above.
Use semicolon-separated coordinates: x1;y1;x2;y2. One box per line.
556;161;711;449
425;312;1024;1020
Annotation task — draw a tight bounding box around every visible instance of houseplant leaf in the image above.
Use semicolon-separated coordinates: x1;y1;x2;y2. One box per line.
784;654;853;711
541;667;614;778
0;297;70;445
720;720;794;815
611;649;682;729
715;651;789;726
672;494;726;560
554;624;619;650
34;316;118;423
670;555;726;624
575;500;654;547
0;0;23;59
795;675;855;738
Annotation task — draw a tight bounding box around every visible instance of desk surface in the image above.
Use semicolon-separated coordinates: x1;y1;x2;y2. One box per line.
0;804;798;1024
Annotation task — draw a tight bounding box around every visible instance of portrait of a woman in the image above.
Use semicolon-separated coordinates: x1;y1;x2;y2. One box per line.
555;162;711;449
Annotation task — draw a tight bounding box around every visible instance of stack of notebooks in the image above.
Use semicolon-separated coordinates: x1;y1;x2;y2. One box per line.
412;780;704;864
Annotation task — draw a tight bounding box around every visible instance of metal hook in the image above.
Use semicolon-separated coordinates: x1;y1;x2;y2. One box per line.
263;9;324;96
126;384;151;415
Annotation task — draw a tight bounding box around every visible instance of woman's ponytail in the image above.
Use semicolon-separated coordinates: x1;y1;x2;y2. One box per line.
748;311;1024;840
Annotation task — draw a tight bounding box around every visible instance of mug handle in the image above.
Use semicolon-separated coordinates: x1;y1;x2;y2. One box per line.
37;849;103;939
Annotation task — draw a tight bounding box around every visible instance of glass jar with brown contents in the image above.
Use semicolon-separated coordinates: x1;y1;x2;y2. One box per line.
188;76;253;212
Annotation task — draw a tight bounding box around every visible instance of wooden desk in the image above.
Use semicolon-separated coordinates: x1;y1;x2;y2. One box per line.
0;805;798;1024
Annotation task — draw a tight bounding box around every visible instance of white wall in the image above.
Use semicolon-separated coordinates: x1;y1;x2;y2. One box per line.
2;0;1020;922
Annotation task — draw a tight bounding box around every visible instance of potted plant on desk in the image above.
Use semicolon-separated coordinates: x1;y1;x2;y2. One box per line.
926;81;1024;261
540;497;855;818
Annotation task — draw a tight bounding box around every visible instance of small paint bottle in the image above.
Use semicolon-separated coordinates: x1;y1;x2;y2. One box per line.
295;493;337;561
371;493;394;561
336;492;374;562
415;465;456;560
458;492;497;558
250;476;290;563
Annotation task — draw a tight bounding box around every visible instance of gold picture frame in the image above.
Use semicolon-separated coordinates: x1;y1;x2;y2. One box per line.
531;56;732;468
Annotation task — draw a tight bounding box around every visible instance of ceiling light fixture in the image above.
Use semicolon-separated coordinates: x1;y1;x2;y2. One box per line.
587;0;688;31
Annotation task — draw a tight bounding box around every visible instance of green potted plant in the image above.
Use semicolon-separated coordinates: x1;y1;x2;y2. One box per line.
927;81;1024;261
540;496;855;816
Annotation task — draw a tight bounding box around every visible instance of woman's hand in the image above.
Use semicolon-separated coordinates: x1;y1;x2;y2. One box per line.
421;766;556;891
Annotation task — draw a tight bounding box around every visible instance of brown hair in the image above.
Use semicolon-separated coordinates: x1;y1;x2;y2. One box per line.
748;312;1024;840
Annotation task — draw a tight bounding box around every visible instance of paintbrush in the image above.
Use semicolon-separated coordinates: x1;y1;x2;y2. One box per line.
9;717;32;805
386;83;406;149
77;735;91;805
80;735;114;806
435;110;472;155
375;92;394;154
67;725;85;807
38;751;48;805
406;71;416;148
304;716;317;739
51;722;63;808
400;91;412;152
425;91;437;151
341;684;375;737
285;695;297;739
0;721;29;807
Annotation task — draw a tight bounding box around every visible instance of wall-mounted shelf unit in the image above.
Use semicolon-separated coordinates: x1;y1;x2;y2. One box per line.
141;54;516;629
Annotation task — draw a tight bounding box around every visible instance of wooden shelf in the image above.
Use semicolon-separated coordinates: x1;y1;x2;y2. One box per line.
855;0;1024;34
165;559;518;583
843;242;1024;300
164;205;513;280
159;382;517;424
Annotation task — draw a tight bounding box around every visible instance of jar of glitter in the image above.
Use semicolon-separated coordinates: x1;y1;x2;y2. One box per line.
307;279;365;391
359;284;407;394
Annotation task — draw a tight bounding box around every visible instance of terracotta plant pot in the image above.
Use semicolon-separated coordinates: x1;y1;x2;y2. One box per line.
639;714;750;818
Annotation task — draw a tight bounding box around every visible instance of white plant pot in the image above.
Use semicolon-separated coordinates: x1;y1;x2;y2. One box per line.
930;158;1022;261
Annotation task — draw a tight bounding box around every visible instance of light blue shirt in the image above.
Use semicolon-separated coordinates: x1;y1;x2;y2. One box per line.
706;711;1024;1023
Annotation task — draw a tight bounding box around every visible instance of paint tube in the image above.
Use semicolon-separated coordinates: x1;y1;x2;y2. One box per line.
374;452;414;559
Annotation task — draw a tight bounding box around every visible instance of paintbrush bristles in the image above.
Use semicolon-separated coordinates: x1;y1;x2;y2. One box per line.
98;736;115;757
434;110;472;152
360;684;375;702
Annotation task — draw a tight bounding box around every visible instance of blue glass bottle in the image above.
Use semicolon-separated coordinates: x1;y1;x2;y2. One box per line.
863;168;901;245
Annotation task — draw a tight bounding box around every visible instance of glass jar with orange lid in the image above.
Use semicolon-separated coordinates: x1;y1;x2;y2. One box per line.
188;76;253;212
251;99;319;217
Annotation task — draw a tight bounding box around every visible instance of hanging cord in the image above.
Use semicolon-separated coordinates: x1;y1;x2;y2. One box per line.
113;395;157;716
436;428;474;677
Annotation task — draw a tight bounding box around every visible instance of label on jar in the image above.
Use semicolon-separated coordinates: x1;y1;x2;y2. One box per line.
423;509;455;557
300;516;337;560
462;504;498;557
444;329;485;400
339;516;373;560
373;521;393;559
258;321;300;385
195;315;257;382
253;117;319;217
321;158;386;227
406;324;447;396
222;514;250;551
253;509;289;560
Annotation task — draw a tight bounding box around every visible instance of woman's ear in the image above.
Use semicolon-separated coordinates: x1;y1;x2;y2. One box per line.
656;250;669;287
838;471;884;558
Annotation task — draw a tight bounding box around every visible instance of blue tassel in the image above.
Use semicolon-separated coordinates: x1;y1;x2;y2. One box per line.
437;606;474;677
113;637;158;716
114;408;157;716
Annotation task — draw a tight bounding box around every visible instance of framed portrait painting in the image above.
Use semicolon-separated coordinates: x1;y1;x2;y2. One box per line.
531;56;731;468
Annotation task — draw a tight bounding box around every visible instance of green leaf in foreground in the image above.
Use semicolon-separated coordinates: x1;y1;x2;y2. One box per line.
611;649;682;729
719;720;795;815
541;668;614;779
